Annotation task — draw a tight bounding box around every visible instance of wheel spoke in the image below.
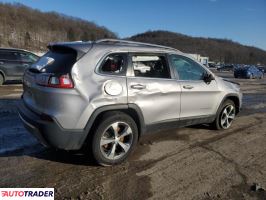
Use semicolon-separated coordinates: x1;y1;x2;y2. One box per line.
111;122;119;137
223;108;228;116
226;118;229;127
119;126;132;138
221;117;227;126
108;143;116;159
118;141;130;152
228;106;234;115
228;114;235;119
100;137;115;146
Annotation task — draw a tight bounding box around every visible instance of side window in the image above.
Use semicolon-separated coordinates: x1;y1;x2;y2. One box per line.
0;51;19;61
170;55;206;80
132;55;170;79
99;53;127;75
0;52;7;60
19;52;38;63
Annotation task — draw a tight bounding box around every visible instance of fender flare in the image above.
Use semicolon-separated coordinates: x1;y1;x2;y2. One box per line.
216;94;240;116
80;103;146;146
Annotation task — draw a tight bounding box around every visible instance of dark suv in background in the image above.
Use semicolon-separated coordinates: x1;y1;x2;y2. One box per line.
0;48;39;85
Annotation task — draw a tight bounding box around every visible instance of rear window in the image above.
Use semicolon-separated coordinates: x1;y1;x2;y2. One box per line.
20;52;39;63
31;48;77;74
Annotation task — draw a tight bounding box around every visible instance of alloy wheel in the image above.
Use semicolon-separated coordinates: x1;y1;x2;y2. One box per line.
100;122;133;160
220;105;235;129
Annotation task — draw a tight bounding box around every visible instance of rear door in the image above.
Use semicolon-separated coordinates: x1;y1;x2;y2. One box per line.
127;53;181;125
169;54;221;118
0;51;22;79
18;51;39;74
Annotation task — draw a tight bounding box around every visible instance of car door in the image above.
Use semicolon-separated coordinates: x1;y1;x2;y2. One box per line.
18;51;39;75
169;54;221;119
127;53;181;125
1;51;24;78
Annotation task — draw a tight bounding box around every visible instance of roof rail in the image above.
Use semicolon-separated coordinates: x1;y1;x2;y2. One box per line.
95;39;179;52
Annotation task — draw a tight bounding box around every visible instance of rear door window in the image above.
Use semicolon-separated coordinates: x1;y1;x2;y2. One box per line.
31;49;77;74
131;54;171;79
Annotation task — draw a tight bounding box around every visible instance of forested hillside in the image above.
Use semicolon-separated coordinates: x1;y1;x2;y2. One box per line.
129;31;266;65
0;3;265;65
0;3;116;51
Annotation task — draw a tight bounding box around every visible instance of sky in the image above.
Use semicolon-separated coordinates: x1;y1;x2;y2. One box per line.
1;0;266;50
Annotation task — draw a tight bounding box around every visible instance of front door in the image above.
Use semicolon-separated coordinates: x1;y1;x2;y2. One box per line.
169;54;221;119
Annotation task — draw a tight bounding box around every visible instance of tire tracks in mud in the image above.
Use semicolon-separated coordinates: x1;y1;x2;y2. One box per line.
124;115;266;200
136;115;264;176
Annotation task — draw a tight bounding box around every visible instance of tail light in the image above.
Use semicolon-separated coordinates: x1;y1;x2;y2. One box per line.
36;74;74;89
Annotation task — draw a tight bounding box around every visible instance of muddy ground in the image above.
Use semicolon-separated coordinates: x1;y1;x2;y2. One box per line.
0;72;266;200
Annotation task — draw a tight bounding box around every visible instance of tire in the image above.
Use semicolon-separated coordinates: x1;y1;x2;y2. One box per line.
0;74;4;85
212;99;236;130
91;111;138;166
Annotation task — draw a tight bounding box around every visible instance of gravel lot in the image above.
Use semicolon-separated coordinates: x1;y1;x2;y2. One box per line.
0;72;266;200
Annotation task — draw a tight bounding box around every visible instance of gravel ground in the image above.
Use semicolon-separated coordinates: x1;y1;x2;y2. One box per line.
0;72;266;200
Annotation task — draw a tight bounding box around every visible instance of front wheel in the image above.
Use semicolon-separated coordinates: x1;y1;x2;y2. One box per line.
91;112;138;166
212;100;236;130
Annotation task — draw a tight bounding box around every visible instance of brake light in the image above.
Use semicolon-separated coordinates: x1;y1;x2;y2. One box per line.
48;75;74;88
36;74;74;89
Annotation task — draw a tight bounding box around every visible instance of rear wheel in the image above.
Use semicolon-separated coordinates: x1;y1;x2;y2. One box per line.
212;100;236;130
0;74;4;85
91;112;138;166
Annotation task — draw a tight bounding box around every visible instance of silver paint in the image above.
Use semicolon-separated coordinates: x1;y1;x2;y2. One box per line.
22;40;242;131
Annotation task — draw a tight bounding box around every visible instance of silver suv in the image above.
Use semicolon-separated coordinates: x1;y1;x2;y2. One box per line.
19;39;242;166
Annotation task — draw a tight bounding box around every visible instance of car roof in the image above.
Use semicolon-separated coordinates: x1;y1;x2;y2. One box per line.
0;47;38;55
48;39;182;55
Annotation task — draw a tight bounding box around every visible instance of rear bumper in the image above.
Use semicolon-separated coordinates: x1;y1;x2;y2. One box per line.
18;101;86;150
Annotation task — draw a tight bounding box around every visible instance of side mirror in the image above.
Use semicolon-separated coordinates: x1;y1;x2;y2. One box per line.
203;73;214;84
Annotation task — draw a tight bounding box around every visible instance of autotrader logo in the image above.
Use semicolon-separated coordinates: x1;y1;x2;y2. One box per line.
0;188;54;200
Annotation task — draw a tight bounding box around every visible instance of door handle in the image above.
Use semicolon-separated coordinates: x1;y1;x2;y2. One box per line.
0;61;4;65
23;64;29;67
131;84;146;90
183;85;194;89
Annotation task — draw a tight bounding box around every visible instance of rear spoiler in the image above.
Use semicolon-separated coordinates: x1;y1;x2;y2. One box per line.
47;41;93;60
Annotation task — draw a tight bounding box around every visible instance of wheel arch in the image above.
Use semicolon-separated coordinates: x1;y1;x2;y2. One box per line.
0;69;5;80
82;104;146;147
219;94;240;114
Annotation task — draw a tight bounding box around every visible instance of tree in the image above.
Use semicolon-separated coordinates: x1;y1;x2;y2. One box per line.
24;31;31;47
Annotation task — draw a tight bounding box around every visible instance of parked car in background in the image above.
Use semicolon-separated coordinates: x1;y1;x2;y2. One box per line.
258;66;266;74
234;66;264;79
208;63;216;68
19;39;242;166
0;48;39;85
217;64;234;71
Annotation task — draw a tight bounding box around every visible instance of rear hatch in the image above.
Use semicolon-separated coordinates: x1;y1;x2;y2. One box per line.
22;43;90;114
